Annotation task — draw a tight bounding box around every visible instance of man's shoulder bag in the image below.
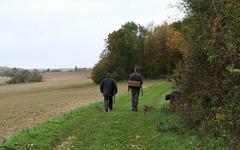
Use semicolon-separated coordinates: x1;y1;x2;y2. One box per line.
128;80;141;88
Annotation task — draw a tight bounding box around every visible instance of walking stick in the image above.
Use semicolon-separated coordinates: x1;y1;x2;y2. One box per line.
114;94;116;104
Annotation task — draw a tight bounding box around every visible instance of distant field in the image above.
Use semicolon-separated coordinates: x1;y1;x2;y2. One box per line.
0;71;159;139
0;77;10;85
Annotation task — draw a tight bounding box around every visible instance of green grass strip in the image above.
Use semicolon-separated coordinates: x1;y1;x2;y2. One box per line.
5;82;227;150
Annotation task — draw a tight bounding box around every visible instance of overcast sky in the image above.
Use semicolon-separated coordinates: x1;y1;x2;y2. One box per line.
0;0;185;69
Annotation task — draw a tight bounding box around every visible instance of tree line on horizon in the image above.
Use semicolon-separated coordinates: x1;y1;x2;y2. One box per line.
91;21;188;84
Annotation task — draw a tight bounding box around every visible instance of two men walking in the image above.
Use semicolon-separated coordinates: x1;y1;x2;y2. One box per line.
100;67;143;112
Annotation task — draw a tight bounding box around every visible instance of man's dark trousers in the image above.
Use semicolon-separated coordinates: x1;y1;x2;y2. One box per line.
104;96;113;111
131;89;140;111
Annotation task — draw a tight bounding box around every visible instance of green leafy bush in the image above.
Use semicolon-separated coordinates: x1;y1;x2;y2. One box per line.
176;0;240;146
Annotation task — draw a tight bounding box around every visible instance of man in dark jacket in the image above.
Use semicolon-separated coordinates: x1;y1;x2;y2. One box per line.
100;73;118;112
128;67;143;112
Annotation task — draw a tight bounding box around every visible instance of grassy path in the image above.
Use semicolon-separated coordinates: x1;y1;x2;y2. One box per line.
4;82;226;150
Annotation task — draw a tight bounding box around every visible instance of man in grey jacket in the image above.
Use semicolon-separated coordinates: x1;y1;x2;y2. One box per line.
100;73;118;112
128;67;143;112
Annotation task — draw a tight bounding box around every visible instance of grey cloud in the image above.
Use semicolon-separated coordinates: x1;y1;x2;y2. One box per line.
0;0;185;69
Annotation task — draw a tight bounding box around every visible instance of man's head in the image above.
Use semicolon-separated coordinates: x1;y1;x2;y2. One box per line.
105;72;110;78
134;66;140;73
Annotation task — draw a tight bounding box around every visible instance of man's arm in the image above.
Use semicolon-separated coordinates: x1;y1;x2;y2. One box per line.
129;73;133;81
128;73;134;91
100;80;104;93
114;80;118;95
139;73;143;85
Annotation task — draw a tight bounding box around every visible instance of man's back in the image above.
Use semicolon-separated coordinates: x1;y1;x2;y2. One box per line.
100;78;117;97
129;72;143;89
129;72;142;80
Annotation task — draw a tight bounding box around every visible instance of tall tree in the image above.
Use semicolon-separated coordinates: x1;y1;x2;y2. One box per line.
92;21;186;83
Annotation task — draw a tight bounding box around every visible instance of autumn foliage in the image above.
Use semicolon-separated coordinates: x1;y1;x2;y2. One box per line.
174;0;240;147
92;22;188;84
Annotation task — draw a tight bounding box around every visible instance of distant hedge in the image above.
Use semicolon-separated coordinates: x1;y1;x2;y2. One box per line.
6;68;42;84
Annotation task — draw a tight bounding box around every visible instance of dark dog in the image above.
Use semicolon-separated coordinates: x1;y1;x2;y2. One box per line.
165;91;181;112
165;94;171;100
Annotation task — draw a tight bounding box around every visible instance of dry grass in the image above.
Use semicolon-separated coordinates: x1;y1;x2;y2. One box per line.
0;77;10;85
0;71;159;139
